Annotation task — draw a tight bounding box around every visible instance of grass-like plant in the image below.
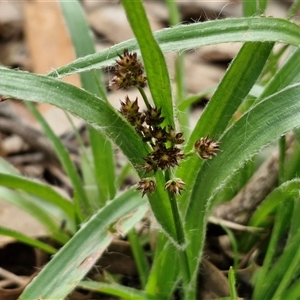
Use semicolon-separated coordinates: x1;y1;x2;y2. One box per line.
0;0;300;299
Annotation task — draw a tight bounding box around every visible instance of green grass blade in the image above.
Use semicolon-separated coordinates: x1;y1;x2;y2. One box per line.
253;221;300;299
248;179;300;227
59;0;116;204
146;233;179;298
78;281;158;300
89;127;116;202
127;229;149;288
259;0;269;14
0;157;20;175
20;188;148;299
177;42;273;212
0;68;148;173
0;226;57;254
121;0;174;126
187;42;273;148
243;0;257;16
288;0;300;19
253;199;293;299
48;17;300;79
228;267;238;300
59;0;106;98
0;173;73;219
0;69;178;242
0;187;69;244
259;47;300;100
184;83;300;291
165;0;188;132
25;103;86;218
282;278;300;299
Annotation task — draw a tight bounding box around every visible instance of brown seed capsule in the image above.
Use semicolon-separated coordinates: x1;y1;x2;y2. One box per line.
164;178;185;195
194;136;220;159
137;178;156;197
110;49;147;89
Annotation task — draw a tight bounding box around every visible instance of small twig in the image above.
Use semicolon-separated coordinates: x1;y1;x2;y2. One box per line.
0;267;26;286
208;216;266;233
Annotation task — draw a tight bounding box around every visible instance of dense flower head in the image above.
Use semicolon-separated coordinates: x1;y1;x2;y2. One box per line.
119;97;185;175
166;126;184;144
137;178;156;197
110;49;147;89
145;107;165;126
194;136;220;159
164;178;185;195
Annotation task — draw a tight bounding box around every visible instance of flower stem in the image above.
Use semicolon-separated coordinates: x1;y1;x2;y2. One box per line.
138;86;151;110
165;170;191;286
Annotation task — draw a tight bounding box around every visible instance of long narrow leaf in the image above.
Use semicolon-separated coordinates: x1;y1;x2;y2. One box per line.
259;47;300;100
0;68;178;241
26;102;87;218
185;83;300;294
59;0;116;204
177;42;273;213
48;17;300;79
20;188;148;299
0;187;69;244
0;173;73;219
0;68;147;172
0;226;56;254
121;0;174;126
79;281;158;300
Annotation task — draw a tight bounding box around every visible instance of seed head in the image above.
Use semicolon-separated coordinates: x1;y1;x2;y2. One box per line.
194;136;220;159
165;178;185;195
145;107;165;126
110;49;147;89
137;178;156;197
142;156;158;173
120;96;145;127
167;126;184;144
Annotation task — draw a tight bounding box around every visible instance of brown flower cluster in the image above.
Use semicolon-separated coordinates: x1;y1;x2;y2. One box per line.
194;136;220;159
165;178;185;195
120;96;185;173
110;49;147;89
137;178;156;197
112;49;221;199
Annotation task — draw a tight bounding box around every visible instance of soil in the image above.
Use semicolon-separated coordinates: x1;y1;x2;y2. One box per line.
0;1;296;299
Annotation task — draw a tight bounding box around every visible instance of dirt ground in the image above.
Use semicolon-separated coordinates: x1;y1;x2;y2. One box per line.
0;1;297;299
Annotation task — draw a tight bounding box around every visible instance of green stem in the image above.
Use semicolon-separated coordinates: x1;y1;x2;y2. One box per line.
164;170;191;287
138;86;151;110
279;135;286;184
127;228;149;288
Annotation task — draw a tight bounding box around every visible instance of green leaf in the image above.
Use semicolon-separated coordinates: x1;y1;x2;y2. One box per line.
0;186;69;244
177;42;273;214
253;221;300;299
145;233;179;298
59;0;106;98
185;83;300;290
79;281;158;300
253;197;294;299
259;47;300;100
228;267;238;300
0;68;148;173
0;226;57;254
0;173;74;219
20;188;148;299
48;17;300;79
0;68;178;242
59;0;116;204
248;179;300;228
26;102;89;219
121;0;174;126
